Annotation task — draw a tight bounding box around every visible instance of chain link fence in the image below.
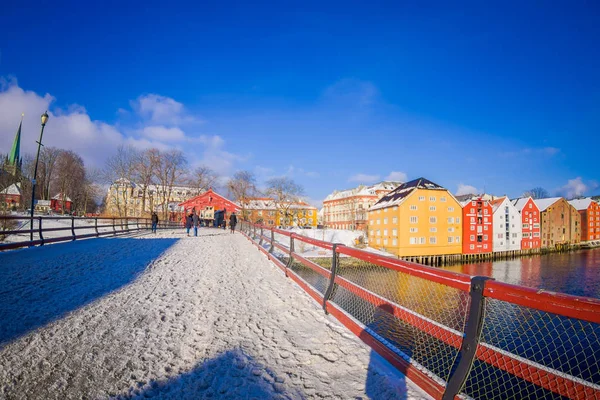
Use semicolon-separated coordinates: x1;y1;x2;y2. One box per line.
240;222;600;400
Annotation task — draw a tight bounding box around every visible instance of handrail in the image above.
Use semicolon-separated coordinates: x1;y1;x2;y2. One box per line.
0;215;181;251
239;221;600;400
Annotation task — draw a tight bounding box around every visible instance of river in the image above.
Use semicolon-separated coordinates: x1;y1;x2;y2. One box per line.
442;247;600;299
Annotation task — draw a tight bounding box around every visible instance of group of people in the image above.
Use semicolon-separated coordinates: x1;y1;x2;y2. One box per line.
184;210;238;236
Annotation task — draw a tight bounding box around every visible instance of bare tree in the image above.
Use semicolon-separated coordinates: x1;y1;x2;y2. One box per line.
226;170;258;221
103;146;139;217
190;166;219;193
133;149;160;217
38;147;61;201
54;151;85;214
155;150;188;220
265;177;304;228
523;187;550;200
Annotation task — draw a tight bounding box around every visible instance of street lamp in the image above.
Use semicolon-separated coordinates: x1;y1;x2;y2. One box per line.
30;111;49;242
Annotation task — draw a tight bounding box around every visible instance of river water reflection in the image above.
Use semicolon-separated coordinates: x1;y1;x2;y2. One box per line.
440;248;600;299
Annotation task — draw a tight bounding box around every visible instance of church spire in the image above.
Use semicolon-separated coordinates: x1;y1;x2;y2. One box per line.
8;114;23;166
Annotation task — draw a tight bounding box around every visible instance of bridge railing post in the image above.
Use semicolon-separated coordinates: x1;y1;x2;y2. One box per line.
285;233;295;277
71;216;76;241
269;229;275;253
322;243;341;314
38;216;45;246
259;226;263;246
442;276;492;399
94;217;99;236
112;218;116;235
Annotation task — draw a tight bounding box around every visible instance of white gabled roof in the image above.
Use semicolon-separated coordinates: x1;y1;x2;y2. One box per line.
568;198;595;211
533;197;562;212
323;181;401;202
511;197;533;212
0;183;21;196
52;193;72;202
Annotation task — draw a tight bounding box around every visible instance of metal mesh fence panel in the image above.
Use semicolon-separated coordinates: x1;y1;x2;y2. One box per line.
329;256;470;383
461;298;600;399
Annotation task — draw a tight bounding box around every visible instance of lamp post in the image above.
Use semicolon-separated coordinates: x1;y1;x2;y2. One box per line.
30;111;49;242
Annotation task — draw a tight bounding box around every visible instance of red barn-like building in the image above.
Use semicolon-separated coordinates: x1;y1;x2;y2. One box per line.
568;198;600;242
178;189;241;225
511;197;541;250
461;197;493;254
51;193;73;213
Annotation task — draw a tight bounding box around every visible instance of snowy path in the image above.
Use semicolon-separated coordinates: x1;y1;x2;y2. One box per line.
0;229;429;399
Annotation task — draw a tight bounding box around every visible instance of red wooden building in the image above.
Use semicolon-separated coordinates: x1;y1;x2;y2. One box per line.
511;197;541;250
178;189;241;225
0;183;22;208
461;197;493;254
51;193;73;213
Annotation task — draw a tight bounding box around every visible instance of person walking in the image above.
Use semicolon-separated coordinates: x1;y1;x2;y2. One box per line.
151;212;159;233
185;213;193;236
229;212;238;233
192;211;200;236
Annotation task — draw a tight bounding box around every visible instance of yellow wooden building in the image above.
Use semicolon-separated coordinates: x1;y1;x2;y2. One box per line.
242;197;318;228
367;178;463;257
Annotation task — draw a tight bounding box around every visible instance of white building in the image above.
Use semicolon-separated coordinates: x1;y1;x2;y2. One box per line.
491;196;522;252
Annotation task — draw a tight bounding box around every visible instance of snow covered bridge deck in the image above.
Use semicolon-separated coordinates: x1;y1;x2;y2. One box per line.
0;229;428;399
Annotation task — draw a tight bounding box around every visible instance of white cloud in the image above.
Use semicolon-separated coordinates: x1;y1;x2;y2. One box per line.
455;183;481;196
557;177;588;199
139;126;186;141
348;173;380;183
385;171;407;182
131;94;199;126
0;79;245;175
285;165;320;179
500;147;560;158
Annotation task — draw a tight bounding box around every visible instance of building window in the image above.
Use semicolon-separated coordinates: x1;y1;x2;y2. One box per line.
456;236;460;243
430;217;437;223
470;235;475;241
410;205;418;210
410;237;417;245
430;196;436;202
410;216;418;223
392;228;397;236
448;227;454;232
420;237;426;244
470;244;475;250
383;238;388;245
392;238;397;245
419;196;425;201
392;217;397;223
370;220;374;225
383;229;388;236
383;218;388;224
429;206;436;211
430;227;437;232
448;207;454;212
430;237;437;244
456;217;460;223
448;217;453;223
377;219;381;225
448;236;453;243
441;197;447;202
484;226;488;231
410;227;418;233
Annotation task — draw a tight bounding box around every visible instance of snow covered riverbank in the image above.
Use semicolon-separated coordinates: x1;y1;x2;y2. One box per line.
0;228;429;399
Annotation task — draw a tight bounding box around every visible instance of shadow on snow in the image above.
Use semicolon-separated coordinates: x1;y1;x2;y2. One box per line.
0;237;178;347
113;348;304;400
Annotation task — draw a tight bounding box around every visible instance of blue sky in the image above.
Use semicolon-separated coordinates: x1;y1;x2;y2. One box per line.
1;1;598;205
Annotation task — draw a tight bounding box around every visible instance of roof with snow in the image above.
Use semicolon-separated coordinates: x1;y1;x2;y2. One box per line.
243;197;316;211
0;183;21;196
323;181;401;202
52;193;72;202
511;197;533;211
533;197;563;212
568;198;596;211
490;197;507;212
370;177;446;211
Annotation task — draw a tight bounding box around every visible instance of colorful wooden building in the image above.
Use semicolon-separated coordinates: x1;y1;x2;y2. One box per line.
0;183;22;209
179;189;241;225
534;197;581;248
51;193;73;213
511;197;541;250
242;197;318;228
490;197;522;253
568;198;600;242
367;178;462;257
460;197;493;254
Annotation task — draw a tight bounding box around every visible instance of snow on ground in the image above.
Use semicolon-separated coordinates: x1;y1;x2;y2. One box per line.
273;228;396;258
0;228;430;399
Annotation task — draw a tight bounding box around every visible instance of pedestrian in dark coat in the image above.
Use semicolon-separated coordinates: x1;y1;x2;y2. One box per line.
229;212;238;233
151;212;159;233
185;213;193;236
192;212;200;236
